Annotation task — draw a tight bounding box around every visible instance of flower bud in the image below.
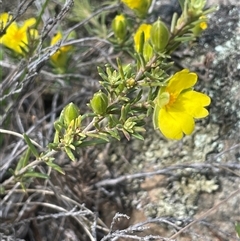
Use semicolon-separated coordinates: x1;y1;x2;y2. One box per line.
192;16;208;36
134;24;153;61
63;102;79;126
90;91;108;115
150;19;170;52
126;78;136;88
188;0;206;16
112;14;127;42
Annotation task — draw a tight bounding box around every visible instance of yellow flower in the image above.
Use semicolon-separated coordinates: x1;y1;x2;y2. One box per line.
0;12;12;30
153;69;211;140
121;0;152;18
192;16;208;36
0;13;38;54
50;31;72;69
199;16;208;30
134;23;153;61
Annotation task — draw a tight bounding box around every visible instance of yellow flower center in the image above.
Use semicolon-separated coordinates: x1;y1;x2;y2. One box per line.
13;30;25;43
166;92;177;107
200;21;207;30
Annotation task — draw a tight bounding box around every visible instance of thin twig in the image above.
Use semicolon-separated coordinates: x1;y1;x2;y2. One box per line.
95;162;240;187
0;129;43;150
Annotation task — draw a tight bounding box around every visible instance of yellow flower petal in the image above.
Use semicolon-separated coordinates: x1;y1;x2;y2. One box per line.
134;24;152;52
134;23;153;61
51;32;62;45
1;17;37;54
30;29;39;39
159;107;195;140
122;0;141;9
50;31;73;69
178;90;211;118
121;0;152;17
166;69;197;95
0;13;12;28
158;108;183;139
21;18;36;30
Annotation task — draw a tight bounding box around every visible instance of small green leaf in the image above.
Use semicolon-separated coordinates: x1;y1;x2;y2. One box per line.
87;132;109;142
171;12;178;33
23;134;39;158
48;143;59;150
235;222;240;238
97;66;108;81
20;182;27;192
120;105;127;122
107;129;120;141
46;161;65;175
132;132;144;141
122;129;131;141
174;36;196;42
23;171;49;179
177;0;185;11
139;31;145;55
15;148;31;172
0;185;5;195
78;139;107;147
153;104;161;130
132;90;143;104
117;58;125;81
64;146;76;161
108;114;120;128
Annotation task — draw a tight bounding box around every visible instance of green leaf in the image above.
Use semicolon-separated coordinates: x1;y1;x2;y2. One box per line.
153;104;161;130
132;90;143;104
54;120;64;132
235;222;240;238
171;12;178;33
97;66;108;81
0;185;5;195
122;129;131;141
65;146;76;161
15;148;31;172
46;161;65;175
20;182;27;192
139;31;145;55
178;0;185;10
174;36;196;42
132;132;144;141
78;139;107;147
107;129;120;141
120;105;128;122
48;142;59;150
23;171;49;179
23;134;39;158
138;52;146;69
117;58;125;81
87;132;109;142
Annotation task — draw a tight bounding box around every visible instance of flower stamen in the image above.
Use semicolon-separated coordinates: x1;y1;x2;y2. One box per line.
166;92;177;107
